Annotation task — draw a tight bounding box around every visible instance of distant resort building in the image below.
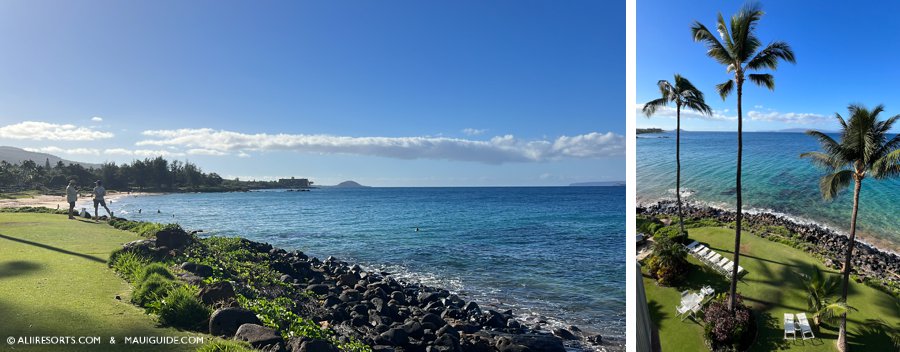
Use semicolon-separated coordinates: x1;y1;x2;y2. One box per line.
278;177;312;188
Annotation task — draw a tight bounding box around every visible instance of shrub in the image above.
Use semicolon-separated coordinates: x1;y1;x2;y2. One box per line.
156;285;211;330
647;235;689;286
637;217;664;235
684;217;721;229
654;226;688;244
134;263;175;285
132;273;176;307
195;339;255;352
109;250;150;281
703;294;755;351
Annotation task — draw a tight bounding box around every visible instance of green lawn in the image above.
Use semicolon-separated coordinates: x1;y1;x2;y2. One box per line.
642;226;900;351
0;212;202;351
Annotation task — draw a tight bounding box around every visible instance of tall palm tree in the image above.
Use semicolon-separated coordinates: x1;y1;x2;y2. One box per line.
690;2;795;312
643;75;712;237
800;104;900;351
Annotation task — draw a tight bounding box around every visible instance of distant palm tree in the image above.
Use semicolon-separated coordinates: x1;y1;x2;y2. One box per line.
691;2;795;312
801;104;900;351
643;75;712;237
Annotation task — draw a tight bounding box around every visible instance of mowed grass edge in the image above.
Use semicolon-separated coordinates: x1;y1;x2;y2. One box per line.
0;212;203;352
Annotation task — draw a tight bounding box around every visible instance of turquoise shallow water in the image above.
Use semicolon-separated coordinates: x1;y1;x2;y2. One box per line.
103;187;625;344
637;131;900;252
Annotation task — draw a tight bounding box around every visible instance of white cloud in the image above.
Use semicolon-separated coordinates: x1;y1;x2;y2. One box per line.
24;146;101;155
104;148;185;157
462;128;487;136
748;111;829;124
635;104;735;121
91;116;103;122
638;104;830;125
0;121;114;141
187;148;229;156
136;128;624;164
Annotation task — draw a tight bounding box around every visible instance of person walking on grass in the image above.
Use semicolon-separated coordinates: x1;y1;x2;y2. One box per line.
65;180;77;219
92;180;112;221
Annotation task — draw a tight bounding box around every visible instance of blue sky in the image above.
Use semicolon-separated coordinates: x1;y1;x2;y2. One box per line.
638;1;900;132
0;0;624;186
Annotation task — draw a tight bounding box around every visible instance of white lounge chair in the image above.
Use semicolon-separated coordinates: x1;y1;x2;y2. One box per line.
716;257;731;268
676;303;691;319
797;313;815;339
700;286;714;296
707;253;722;265
692;244;706;253
784;313;797;340
696;247;710;257
722;261;734;273
686;241;699;250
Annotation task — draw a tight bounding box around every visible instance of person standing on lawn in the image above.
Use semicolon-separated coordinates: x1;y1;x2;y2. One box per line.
65;180;77;220
92;180;112;221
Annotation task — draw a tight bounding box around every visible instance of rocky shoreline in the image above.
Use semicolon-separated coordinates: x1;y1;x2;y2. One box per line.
122;225;610;352
638;200;900;289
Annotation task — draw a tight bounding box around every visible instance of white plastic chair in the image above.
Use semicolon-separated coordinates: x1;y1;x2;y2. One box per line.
784;313;797;340
797;313;815;339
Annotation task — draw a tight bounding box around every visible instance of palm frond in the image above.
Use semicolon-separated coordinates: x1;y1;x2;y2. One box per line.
730;2;764;62
805;130;846;160
748;73;774;90
691;21;733;66
715;80;734;100
747;41;796;70
818;300;858;326
818;170;854;201
873;149;900;179
642;98;669;117
800;151;842;171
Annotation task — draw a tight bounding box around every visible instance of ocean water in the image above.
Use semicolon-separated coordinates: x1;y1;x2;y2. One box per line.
637;131;900;252
102;187;625;347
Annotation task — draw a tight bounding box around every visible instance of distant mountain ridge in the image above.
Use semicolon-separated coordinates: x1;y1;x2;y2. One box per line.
569;181;625;187
0;146;100;168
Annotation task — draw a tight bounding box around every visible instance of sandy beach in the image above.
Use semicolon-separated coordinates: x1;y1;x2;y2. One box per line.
0;192;160;210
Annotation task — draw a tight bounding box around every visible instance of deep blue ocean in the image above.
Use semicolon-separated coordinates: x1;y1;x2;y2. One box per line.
637;131;900;252
100;186;625;346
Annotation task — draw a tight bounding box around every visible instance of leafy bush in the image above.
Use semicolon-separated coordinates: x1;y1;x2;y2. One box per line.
108;218;181;237
109;250;150;281
647;235;689;286
132;273;176;308
654;226;688;244
702;294;755;351
195;339;255;352
684;217;721;229
156;285;211;330
237;295;370;352
134;263;175;285
0;206;66;214
637;216;664;235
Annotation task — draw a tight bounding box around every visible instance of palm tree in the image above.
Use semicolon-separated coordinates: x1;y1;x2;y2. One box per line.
691;2;795;312
796;266;840;325
643;75;712;237
800;104;900;351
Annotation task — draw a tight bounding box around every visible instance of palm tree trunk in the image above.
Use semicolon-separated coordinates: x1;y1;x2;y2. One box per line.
837;177;861;352
677;104;685;236
729;80;743;313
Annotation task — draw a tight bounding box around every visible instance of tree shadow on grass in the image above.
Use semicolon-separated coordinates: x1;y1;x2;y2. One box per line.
0;233;106;264
0;299;200;352
847;319;899;351
0;260;42;279
751;311;790;351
